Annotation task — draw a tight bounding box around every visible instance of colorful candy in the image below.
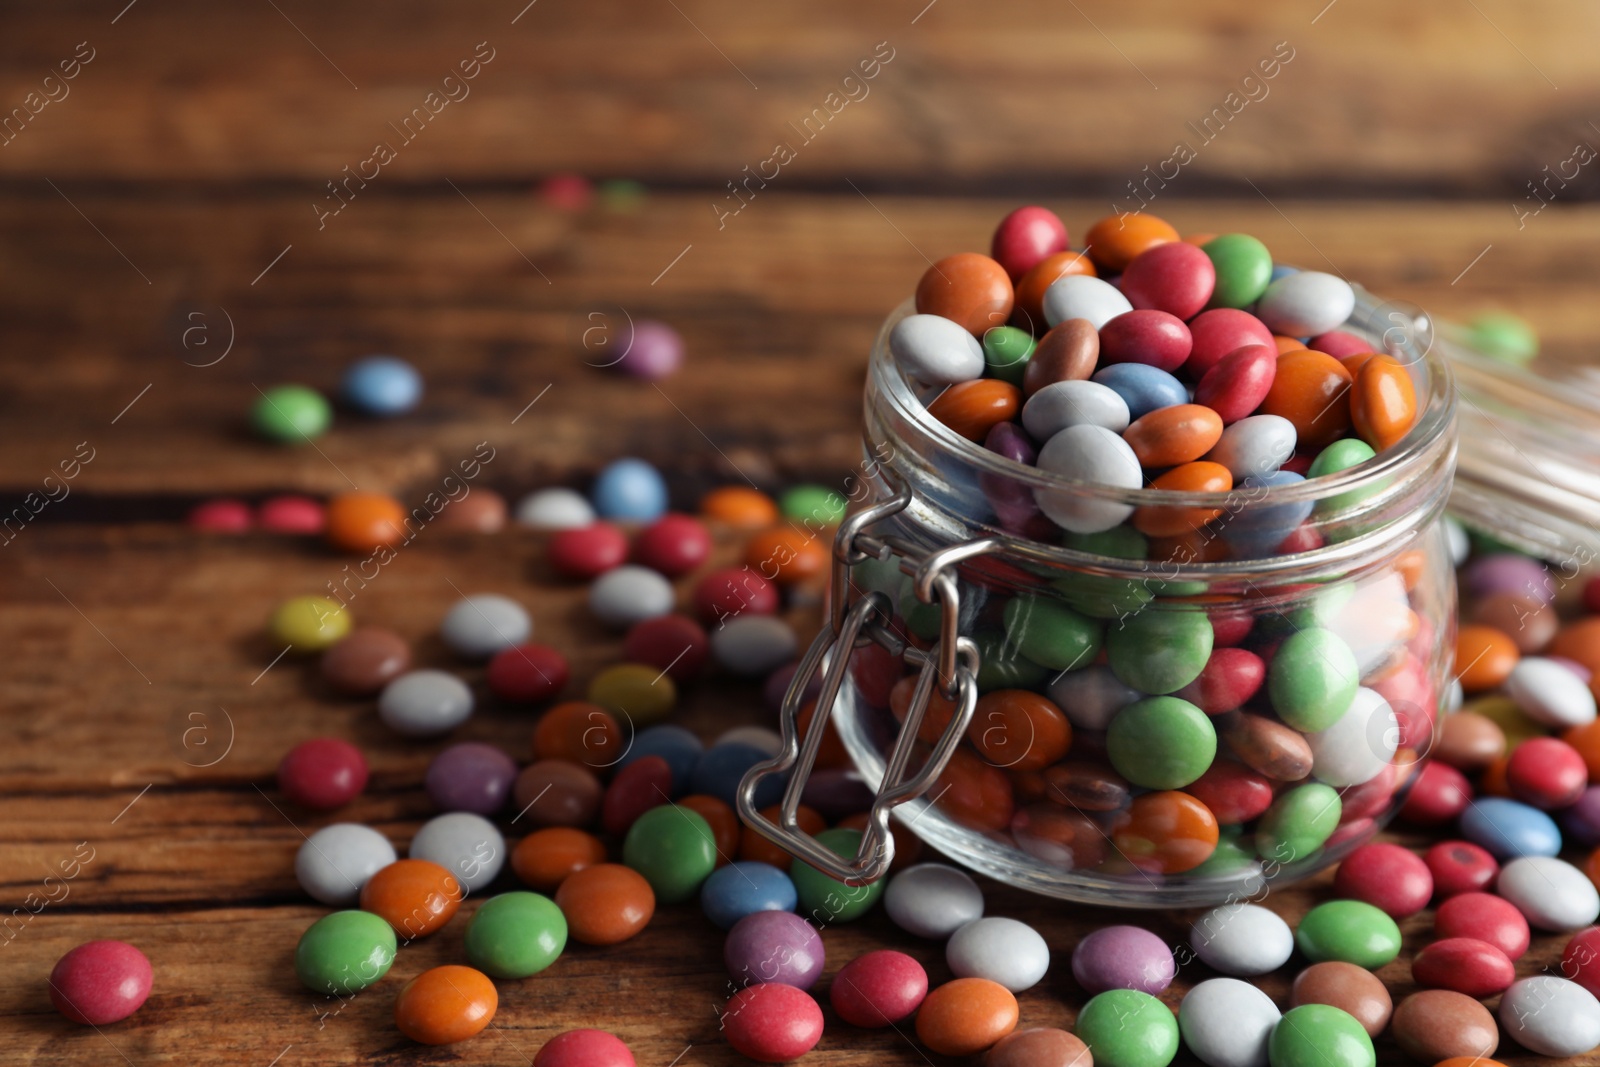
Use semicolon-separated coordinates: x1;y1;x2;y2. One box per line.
48;941;152;1025
294;910;396;994
830;950;928;1028
394;965;497;1045
463;891;567;978
916;978;1019;1057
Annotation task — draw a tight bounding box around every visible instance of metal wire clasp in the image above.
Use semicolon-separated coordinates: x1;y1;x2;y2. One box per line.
736;485;994;885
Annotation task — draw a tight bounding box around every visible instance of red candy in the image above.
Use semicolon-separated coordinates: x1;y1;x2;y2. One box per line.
534;1029;636;1067
1562;927;1600;997
1435;891;1530;960
187;498;252;533
1505;737;1588;810
49;940;152;1025
257;494;325;534
623;615;709;682
1584;576;1600;615
1120;239;1216;320
1308;330;1370;359
829;949;929;1028
1399;760;1472;825
277;737;368;809
1424;841;1500;899
487;643;571;704
1176;647;1265;714
548;523;629;579
1411;937;1515;997
632;514;712;577
722;982;825;1063
1338;763;1397;823
602;755;674;835
693;567;780;625
990;206;1069;282
1195;344;1276;424
1333;842;1434;919
1185;308;1275;380
1096;310;1192;373
1184;760;1274;824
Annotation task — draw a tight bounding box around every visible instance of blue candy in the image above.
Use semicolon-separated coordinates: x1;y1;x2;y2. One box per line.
1222;469;1314;559
1460;797;1562;859
616;725;702;793
1091;363;1189;420
690;742;786;809
342;355;422;416
1269;265;1300;282
592;457;668;521
700;861;798;930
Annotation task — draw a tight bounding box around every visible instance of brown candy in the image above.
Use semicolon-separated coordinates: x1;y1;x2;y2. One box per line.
1291;961;1392;1037
915;253;1015;336
1390;990;1498;1064
320;627;411;695
1470;592;1556;654
435;488;508;533
513;759;603;828
1023;319;1099;397
1219;712;1314;781
985;1027;1093;1067
1435;710;1507;773
1011;803;1108;871
1042;761;1131;812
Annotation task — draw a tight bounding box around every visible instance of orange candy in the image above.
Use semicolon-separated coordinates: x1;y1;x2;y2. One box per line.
1549;617;1600;676
511;827;607;891
1273;335;1308;354
1479;754;1512;797
1350;353;1418;451
915;977;1020;1057
359;859;464;939
1123;404;1224;468
744;526;826;586
968;689;1072;772
678;794;739;866
1134;461;1232;537
1564;720;1600;780
1337;350;1378;376
1111;790;1220;874
1083;213;1179;273
915;253;1015;336
890;673;961;744
1435;1060;1508;1067
927;379;1021;442
1013;251;1096;328
933;749;1015;833
1259;349;1354;450
1455;624;1520;692
1184;232;1219;246
700;486;779;529
797;699;850;769
324;491;407;554
532;701;623;768
555;863;655;944
740;803;827;871
394;964;497;1045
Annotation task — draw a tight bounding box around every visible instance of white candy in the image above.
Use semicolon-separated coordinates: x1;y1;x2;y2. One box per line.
439;594;531;659
514;488;594;530
1034;425;1141;534
588;564;675;629
946;917;1050;993
710;616;798;677
1497;855;1600;930
295;823;396;905
1022;380;1131;440
1507;657;1598;727
379;670;474;737
1443;515;1470;566
1179;978;1280;1067
1207;415;1297;481
409;812;506;893
1042;275;1133;330
1306;686;1397;787
1047;666;1140;731
1499;976;1600;1057
888;313;985;385
884;863;984;939
1189;903;1293;976
1254;271;1355;337
714;725;784;756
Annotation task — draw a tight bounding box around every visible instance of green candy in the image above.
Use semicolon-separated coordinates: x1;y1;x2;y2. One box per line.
1106;609;1213;694
1467;310;1538;365
983;325;1036;386
1188;830;1259;879
253;384;332;443
294;910;396;995
1268;628;1358;730
780;484;847;527
598;178;647;213
463;891;567;978
1002;595;1103;672
1269;1005;1375;1067
789;828;883;923
621;805;718;904
1256;782;1341;864
1075;989;1180;1067
973;630;1050;692
899;591;944;641
1061;526;1149;560
1107;697;1216;789
1202;234;1274;309
1295;900;1402;969
1307;439;1376;480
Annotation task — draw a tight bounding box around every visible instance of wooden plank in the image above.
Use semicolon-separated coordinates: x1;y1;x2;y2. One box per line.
0;192;1594;497
0;0;1592;193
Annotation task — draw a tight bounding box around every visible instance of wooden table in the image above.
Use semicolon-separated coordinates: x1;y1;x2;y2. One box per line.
3;2;1599;1063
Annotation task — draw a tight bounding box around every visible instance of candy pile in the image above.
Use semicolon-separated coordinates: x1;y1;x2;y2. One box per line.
888;208;1419;553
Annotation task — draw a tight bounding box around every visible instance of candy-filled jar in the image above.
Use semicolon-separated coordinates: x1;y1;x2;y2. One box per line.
740;288;1457;907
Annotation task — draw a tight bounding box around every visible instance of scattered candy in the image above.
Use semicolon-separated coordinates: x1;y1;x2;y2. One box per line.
253;383;332;443
439;593;531;659
1178;978;1278;1067
278;737;368;809
463;891;566;978
408;811;506;892
321;627;411;695
1290;961;1391;1037
721;982;824;1063
394;964;496;1045
294;910;395;994
917;977;1019;1057
830;949;928;1028
295;822;396;905
1074;988;1178;1067
48;941;152;1025
342;355;422;416
946;916;1049;993
378;670;474;737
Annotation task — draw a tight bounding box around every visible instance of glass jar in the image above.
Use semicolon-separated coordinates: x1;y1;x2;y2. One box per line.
739;287;1458;907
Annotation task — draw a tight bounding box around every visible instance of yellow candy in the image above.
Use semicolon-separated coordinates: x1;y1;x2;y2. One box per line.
270;595;352;652
1463;695;1544;748
587;663;676;724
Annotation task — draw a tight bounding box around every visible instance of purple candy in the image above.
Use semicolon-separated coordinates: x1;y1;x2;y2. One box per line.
1464;553;1554;605
980;422;1045;535
617;319;684;380
424;742;519;815
1561;786;1600;846
1070;924;1176;995
800;768;875;820
724;910;825;990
